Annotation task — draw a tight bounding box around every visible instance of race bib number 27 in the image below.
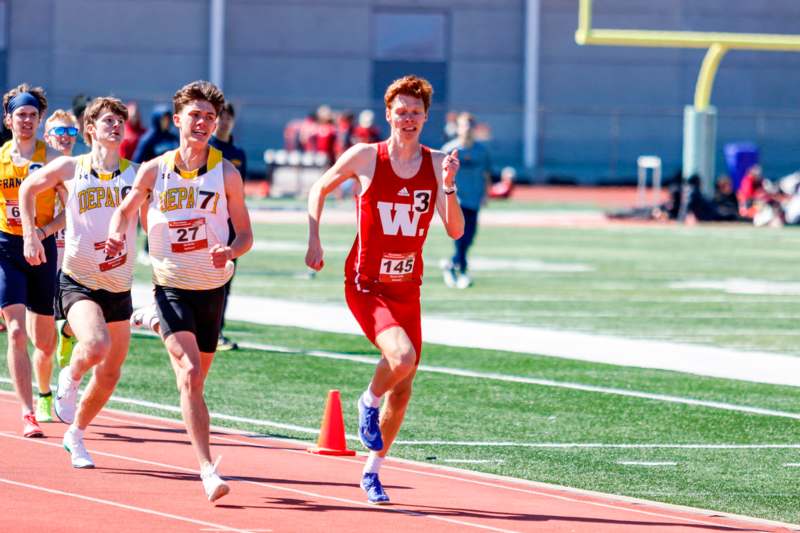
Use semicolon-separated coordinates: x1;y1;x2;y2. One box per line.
94;239;126;272
169;218;208;253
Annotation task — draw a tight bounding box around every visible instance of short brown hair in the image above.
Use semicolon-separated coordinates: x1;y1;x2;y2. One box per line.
384;75;433;112
173;80;225;115
83;96;129;146
3;83;48;116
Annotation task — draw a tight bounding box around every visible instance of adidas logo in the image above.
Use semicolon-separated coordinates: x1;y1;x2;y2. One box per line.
397;187;410;197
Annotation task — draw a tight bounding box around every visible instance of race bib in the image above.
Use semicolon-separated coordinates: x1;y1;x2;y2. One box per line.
94;239;127;272
55;228;66;248
5;200;20;227
378;252;415;283
168;218;208;253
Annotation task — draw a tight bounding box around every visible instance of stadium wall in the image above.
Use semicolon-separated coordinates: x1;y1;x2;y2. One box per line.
4;0;800;184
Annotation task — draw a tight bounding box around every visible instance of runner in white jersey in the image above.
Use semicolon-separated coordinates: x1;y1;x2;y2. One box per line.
20;97;141;468
106;81;253;503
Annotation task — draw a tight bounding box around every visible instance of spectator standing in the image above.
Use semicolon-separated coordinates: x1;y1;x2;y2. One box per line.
70;94;91;155
210;102;247;351
131;104;178;163
441;112;491;289
335;110;355;159
443;111;458;142
314;105;337;165
352;109;381;145
713;175;740;221
119;101;145;160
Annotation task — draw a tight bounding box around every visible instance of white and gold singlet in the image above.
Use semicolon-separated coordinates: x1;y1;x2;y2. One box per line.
61;155;137;292
147;147;232;290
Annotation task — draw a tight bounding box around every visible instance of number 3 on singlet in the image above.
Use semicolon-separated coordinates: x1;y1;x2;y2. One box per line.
5;200;20;227
94;240;127;272
378;252;415;283
168;218;208;253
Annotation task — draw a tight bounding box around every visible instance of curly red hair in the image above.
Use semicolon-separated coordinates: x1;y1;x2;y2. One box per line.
384;75;433;112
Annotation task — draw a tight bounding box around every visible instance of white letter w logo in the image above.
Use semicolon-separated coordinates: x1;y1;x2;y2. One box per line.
377;201;421;236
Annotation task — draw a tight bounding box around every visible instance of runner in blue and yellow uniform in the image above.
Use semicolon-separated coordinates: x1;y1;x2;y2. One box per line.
0;84;63;438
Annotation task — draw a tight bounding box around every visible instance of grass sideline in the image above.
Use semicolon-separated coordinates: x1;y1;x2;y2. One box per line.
135;220;800;356
4;320;800;522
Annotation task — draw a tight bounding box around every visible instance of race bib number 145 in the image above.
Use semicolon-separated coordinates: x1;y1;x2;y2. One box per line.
378;252;415;283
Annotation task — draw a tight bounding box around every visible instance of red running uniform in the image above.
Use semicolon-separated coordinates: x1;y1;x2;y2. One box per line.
344;141;438;362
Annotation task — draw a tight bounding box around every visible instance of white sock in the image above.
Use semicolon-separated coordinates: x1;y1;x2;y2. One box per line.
68;425;83;438
361;386;382;408
363;452;384;475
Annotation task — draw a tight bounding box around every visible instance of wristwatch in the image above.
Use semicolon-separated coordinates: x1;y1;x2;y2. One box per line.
443;184;457;195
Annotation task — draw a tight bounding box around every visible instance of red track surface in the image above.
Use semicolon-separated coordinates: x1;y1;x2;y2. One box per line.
0;392;796;533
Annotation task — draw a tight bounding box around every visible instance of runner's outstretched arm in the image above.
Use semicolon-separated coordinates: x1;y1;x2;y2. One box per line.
19;156;76;266
106;158;157;257
209;161;252;269
306;143;375;271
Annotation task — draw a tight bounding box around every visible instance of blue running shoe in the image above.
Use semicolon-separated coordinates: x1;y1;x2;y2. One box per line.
357;397;383;451
361;473;390;504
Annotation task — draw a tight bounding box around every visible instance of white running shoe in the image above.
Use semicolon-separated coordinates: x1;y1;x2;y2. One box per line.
63;427;94;469
456;272;472;289
201;458;230;503
442;263;457;288
130;304;159;333
54;367;79;424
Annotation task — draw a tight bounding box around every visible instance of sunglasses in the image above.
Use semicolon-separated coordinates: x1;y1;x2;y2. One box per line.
48;126;78;137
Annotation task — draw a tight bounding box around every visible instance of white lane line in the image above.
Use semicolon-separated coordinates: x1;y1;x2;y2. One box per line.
70;403;800;531
440;459;506;465
0;433;520;533
0;477;252;533
92;409;793;532
617;461;678;467
4;393;798;530
783;463;800;467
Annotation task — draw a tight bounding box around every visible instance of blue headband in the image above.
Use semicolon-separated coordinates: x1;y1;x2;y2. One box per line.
7;92;41;115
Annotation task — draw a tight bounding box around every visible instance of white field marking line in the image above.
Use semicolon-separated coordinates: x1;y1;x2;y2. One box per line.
441;459;506;465
0;478;252;533
0;432;519;533
29;398;800;532
11;398;800;454
232;342;800;423
20;321;800;434
132;285;800;389
395;442;800;449
617;461;678;467
0;375;322;436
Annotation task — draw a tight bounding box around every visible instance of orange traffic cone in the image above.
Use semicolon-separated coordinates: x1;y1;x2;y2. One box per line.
308;390;356;456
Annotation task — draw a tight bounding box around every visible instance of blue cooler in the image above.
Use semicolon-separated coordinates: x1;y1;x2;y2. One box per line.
724;142;759;192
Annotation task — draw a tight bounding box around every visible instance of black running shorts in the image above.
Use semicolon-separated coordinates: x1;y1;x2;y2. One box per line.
58;272;133;324
154;284;226;353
